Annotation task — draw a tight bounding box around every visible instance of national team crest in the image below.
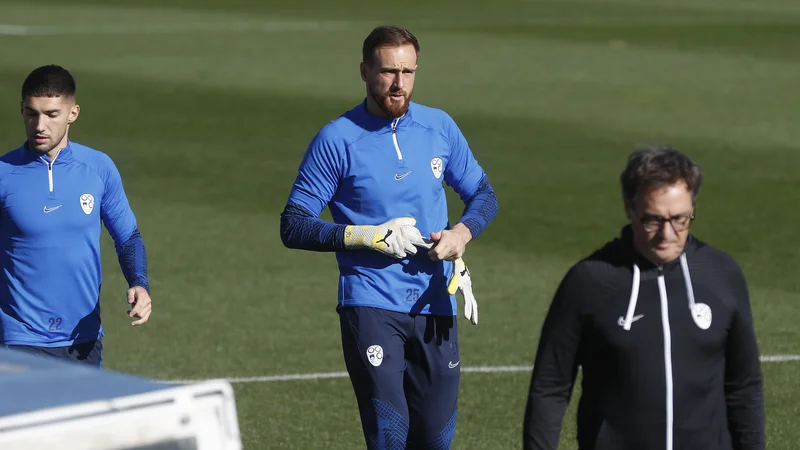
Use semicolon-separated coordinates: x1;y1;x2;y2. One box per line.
430;157;443;179
80;193;94;215
366;345;383;367
691;303;712;330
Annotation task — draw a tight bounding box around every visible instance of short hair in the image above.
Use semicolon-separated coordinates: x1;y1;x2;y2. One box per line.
620;146;703;205
21;65;76;101
362;26;419;66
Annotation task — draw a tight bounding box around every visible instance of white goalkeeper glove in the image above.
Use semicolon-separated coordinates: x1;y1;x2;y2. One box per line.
447;257;478;325
344;217;432;259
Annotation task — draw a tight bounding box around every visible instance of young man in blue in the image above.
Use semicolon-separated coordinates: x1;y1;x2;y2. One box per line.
281;26;498;449
0;65;152;367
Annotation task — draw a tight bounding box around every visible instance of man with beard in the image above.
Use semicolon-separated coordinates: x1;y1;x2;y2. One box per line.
280;26;498;449
0;65;152;367
523;147;764;450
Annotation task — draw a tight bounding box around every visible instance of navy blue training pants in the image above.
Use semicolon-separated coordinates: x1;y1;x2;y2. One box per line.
340;306;460;450
6;339;103;368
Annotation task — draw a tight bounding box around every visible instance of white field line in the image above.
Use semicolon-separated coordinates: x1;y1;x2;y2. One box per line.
164;354;800;385
1;16;798;37
0;20;355;36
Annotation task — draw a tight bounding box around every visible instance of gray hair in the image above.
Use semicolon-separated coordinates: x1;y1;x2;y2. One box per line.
620;146;703;206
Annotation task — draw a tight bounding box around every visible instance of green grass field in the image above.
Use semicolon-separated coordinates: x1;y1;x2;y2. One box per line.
1;0;799;448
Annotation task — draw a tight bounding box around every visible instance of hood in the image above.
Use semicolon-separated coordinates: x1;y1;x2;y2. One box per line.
617;224;706;331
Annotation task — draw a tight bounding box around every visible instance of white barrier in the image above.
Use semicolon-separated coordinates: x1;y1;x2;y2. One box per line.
0;348;241;450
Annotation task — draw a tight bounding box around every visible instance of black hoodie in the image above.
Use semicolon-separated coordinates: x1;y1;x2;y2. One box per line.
523;226;765;450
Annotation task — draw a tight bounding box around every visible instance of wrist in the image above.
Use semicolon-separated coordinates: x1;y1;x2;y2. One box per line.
453;222;473;245
344;225;375;249
130;283;150;295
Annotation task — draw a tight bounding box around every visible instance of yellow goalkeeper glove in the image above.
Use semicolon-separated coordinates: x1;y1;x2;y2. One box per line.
448;257;478;325
344;217;432;259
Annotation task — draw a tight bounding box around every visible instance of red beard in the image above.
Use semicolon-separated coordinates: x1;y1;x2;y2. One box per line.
369;86;412;118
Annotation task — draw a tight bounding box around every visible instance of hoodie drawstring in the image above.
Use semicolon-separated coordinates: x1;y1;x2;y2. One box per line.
622;264;641;331
622;253;695;330
678;253;697;311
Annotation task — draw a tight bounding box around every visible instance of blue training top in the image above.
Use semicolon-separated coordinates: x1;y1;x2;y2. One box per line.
284;101;495;316
0;141;145;346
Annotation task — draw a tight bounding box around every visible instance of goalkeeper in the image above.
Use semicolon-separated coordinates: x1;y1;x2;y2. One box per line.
279;25;498;450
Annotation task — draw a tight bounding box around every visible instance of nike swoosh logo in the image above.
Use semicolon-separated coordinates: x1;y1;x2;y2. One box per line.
43;205;63;213
394;171;412;180
617;314;644;327
448;361;460;369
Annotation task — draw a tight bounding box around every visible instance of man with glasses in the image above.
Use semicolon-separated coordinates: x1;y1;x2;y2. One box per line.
522;147;765;450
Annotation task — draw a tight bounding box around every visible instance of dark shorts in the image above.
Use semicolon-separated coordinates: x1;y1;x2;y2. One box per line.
340;306;460;450
6;339;103;368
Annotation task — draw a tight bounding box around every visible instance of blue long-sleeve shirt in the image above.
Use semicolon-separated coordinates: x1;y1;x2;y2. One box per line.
281;100;498;316
0;141;149;346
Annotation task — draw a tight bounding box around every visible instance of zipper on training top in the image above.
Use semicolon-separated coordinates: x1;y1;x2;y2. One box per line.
656;264;674;450
47;162;54;192
39;156;56;193
391;118;403;161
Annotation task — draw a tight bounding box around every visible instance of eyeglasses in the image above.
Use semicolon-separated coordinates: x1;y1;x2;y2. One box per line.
634;211;695;233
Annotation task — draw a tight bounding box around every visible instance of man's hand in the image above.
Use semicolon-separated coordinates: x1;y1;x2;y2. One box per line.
345;217;432;259
127;286;152;326
428;223;472;262
447;257;478;325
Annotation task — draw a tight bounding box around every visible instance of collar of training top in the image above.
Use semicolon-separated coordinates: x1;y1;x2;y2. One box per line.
619;224;698;273
357;98;414;130
21;140;75;164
